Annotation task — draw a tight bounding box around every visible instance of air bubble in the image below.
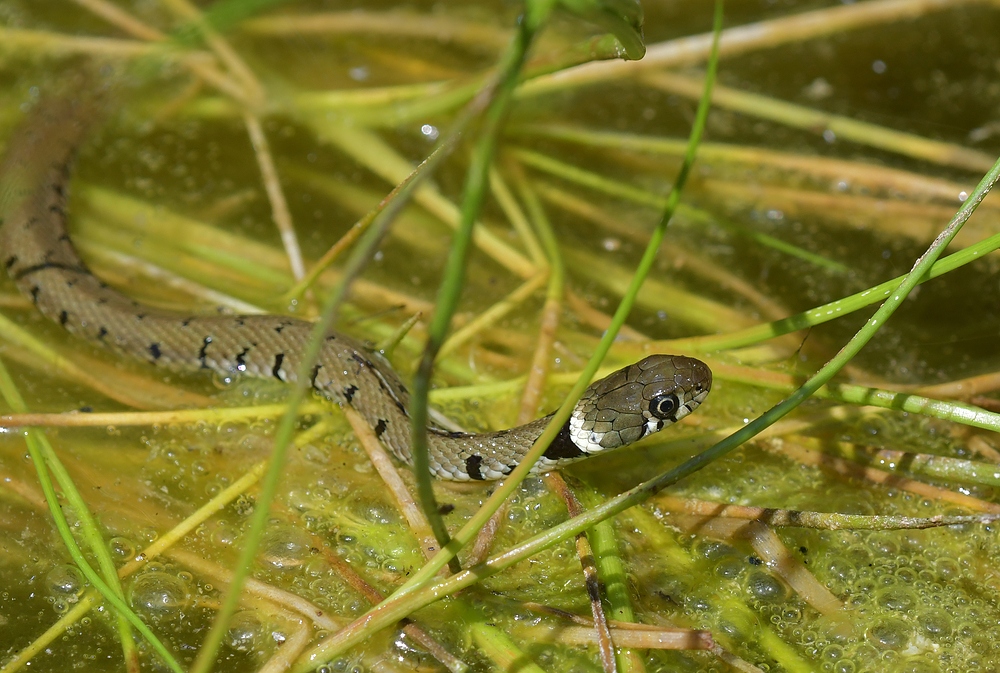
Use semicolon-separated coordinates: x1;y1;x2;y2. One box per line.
826;558;857;585
935;558;960;579
746;571;785;602
697;540;735;560
129;571;191;617
918;609;953;638
108;537;136;560
877;587;915;612
260;521;312;570
46;564;85;600
226;610;263;651
823;644;845;662
868;617;912;649
833;661;856;673
714;557;745;579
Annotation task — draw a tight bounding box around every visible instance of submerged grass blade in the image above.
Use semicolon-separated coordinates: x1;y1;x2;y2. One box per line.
513;123;990;210
0;401;326;428
708;360;1000;432
657;223;1000;353
509;164;565;421
643;71;996;173
471;622;547;673
774;439;1000;514
510;146;848;272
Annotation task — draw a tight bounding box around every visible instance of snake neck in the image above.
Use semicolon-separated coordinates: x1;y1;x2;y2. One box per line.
421;414;589;481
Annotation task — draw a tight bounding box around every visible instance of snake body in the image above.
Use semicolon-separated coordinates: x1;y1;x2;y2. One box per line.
0;97;711;480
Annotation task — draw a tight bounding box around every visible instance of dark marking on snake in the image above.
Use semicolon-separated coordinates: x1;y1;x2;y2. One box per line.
543;422;587;461
465;455;485;481
12;261;87;281
198;337;212;369
235;346;250;370
374;418;387;438
271;353;285;381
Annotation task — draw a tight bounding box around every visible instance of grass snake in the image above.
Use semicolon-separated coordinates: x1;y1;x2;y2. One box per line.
0;96;712;481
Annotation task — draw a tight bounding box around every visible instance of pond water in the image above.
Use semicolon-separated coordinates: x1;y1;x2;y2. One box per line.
1;1;1000;672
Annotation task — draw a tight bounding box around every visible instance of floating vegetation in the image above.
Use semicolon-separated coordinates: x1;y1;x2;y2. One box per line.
1;1;1000;672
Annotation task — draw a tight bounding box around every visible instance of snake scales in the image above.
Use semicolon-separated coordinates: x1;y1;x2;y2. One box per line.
0;97;711;481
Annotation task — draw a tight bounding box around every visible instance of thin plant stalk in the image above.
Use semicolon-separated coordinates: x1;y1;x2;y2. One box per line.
405;0;725;594
577;487;646;673
244;111;306;281
293;3;728;665
408;9;543;560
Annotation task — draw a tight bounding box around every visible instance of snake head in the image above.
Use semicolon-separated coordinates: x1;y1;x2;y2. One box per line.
567;355;712;453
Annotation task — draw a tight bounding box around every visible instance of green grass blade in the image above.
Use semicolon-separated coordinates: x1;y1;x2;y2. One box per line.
662;225;1000;353
408;13;542;559
0;358;183;673
291;2;726;665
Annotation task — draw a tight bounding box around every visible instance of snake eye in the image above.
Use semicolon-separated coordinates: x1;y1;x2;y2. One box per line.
649;393;679;419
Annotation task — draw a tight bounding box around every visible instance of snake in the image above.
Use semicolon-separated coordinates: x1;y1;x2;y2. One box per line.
0;95;712;481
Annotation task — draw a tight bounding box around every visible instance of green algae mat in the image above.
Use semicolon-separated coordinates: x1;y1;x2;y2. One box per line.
1;1;1000;672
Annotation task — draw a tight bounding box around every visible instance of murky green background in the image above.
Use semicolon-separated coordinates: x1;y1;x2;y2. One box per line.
2;1;1000;672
